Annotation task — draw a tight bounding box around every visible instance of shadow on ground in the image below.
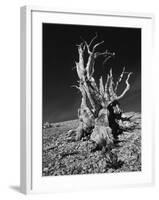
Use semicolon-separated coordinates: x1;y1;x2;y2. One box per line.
42;112;141;176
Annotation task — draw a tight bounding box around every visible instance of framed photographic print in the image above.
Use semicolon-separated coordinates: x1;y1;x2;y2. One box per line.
20;6;154;194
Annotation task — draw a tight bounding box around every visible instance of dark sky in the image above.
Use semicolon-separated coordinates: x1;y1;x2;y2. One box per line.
43;23;141;123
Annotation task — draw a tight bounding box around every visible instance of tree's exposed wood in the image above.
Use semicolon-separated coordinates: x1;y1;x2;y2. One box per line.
115;72;132;100
114;67;125;92
99;76;104;97
72;34;133;149
88;32;98;47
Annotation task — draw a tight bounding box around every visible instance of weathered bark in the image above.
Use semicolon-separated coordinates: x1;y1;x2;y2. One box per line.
72;34;132;149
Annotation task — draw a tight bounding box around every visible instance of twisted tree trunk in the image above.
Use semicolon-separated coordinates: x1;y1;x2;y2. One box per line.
73;34;132;150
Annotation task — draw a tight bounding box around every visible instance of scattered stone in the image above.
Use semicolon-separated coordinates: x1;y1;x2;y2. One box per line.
42;114;141;176
43;122;52;129
55;124;60;127
43;167;49;173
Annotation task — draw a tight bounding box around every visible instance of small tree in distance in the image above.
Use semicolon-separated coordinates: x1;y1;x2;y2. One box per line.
72;33;133;150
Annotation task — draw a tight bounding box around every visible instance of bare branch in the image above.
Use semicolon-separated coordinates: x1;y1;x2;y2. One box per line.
116;72;133;100
71;85;80;90
75;62;81;79
114;67;125;92
85;41;92;54
85;33;104;55
105;74;109;91
76;43;86;80
92;41;104;52
86;54;95;79
89;77;99;93
84;33;98;55
108;69;116;101
103;56;112;65
101;51;115;65
104;74;110;101
95;49;110;58
99;76;105;96
84;36;114;80
86;48;114;80
88;32;98;47
85;39;104;55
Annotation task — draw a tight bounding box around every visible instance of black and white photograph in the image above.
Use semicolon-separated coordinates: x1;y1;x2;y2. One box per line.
42;23;141;176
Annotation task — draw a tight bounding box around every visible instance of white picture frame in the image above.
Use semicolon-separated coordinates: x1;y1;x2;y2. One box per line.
20;6;154;194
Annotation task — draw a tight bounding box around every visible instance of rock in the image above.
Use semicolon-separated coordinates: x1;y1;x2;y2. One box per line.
48;163;52;168
43;122;52;129
42;113;141;176
55;124;60;127
43;167;49;173
67;129;75;136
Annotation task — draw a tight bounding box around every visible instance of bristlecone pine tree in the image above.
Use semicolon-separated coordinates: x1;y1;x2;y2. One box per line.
72;34;132;150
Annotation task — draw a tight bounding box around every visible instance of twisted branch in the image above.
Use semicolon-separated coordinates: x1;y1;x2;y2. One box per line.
114;67;125;92
75;34;132;115
116;72;133;100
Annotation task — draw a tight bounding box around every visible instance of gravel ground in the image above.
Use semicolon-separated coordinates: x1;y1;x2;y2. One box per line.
42;112;141;176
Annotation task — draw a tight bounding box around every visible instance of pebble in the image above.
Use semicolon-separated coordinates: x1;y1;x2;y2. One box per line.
43;167;49;172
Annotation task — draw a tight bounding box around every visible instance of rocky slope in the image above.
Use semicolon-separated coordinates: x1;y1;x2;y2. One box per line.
42;112;141;176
